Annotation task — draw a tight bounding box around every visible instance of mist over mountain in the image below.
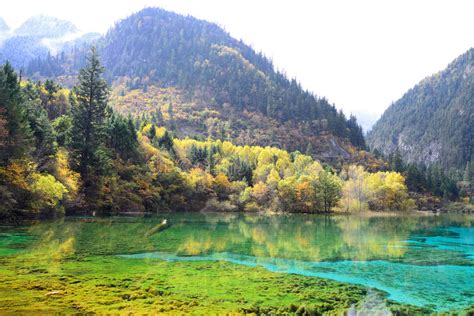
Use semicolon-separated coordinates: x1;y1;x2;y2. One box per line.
0;17;9;32
368;48;474;170
0;15;97;69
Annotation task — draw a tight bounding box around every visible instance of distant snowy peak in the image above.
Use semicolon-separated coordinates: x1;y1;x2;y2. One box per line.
0;16;99;68
14;15;78;38
0;17;9;32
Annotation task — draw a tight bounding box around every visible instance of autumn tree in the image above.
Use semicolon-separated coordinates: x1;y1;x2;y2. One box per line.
315;169;342;212
340;165;370;212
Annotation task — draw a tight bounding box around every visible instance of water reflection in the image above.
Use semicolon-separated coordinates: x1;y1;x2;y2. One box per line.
8;212;474;265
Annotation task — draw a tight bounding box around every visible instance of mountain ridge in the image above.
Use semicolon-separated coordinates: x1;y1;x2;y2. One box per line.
15;15;78;38
0;17;8;32
25;7;368;164
368;47;474;170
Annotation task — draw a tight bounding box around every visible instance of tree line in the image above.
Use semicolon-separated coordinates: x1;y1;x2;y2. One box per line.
1;48;414;221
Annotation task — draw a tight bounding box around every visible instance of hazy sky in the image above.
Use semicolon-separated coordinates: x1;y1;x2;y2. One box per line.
2;0;474;120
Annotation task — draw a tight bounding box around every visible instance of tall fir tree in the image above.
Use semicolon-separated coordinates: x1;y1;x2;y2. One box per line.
70;47;110;182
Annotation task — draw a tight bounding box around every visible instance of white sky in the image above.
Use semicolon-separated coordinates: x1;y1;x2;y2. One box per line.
2;0;474;120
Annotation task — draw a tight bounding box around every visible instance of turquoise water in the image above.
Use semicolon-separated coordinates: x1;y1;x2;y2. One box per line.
1;213;473;311
120;224;474;311
121;251;473;310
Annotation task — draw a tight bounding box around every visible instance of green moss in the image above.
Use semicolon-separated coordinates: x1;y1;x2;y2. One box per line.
2;214;472;314
0;254;424;314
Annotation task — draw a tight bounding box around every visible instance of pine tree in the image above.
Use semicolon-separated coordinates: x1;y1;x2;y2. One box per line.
168;102;176;131
0;63;32;164
207;146;216;176
70;47;110;180
52;115;72;147
305;143;314;156
390;150;405;173
155;107;164;125
463;161;473;184
158;130;174;152
147;124;157;142
26;104;56;171
108;114;138;160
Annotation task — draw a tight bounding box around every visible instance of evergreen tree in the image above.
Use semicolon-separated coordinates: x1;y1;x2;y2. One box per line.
463;161;473;184
26;104;56;171
0;63;32;164
154;107;164;125
227;157;253;185
158;130;174;152
405;164;424;192
52;115;73;147
389;150;405;173
107;114;137;160
168;102;176;131
70;47;110;180
147;124;157;142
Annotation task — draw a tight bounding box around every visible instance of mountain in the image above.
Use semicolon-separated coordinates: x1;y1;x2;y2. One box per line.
0;17;9;44
14;15;78;38
63;32;101;48
0;36;49;68
0;16;94;69
368;48;474;170
26;8;369;165
0;17;8;32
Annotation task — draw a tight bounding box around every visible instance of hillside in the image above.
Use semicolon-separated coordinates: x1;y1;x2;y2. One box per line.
25;8;369;166
368;48;474;170
0;36;50;69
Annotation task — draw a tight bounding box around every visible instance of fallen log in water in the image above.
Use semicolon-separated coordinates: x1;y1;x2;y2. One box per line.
145;219;170;237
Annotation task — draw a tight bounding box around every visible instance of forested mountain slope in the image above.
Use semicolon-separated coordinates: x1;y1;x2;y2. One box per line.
368;48;473;170
26;8;368;165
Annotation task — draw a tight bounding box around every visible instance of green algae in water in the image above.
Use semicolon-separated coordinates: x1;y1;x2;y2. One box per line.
0;254;375;314
0;213;473;313
0;230;36;256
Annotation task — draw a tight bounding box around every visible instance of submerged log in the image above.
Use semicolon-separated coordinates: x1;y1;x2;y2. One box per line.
145;219;170;237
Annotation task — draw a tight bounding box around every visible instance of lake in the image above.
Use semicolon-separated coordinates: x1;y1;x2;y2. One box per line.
0;212;473;313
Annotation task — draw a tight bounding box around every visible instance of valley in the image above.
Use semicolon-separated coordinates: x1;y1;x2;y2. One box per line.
0;4;472;315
